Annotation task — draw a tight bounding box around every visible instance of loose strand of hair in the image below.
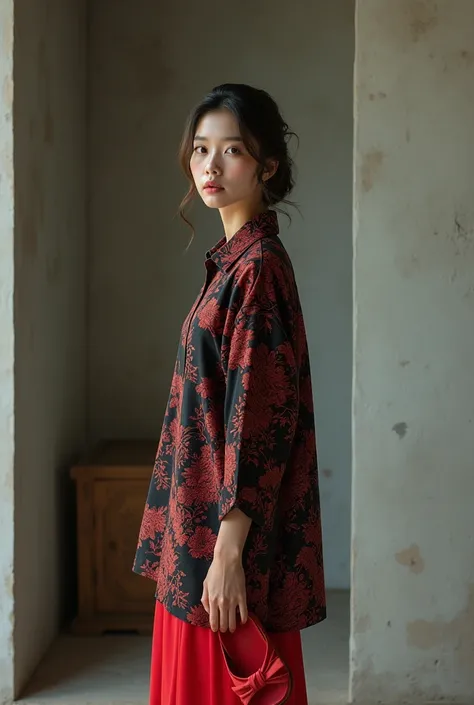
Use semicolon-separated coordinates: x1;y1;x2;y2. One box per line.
178;186;197;250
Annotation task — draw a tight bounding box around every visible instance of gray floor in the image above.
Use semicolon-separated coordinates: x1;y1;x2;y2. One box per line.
19;591;349;705
303;591;349;705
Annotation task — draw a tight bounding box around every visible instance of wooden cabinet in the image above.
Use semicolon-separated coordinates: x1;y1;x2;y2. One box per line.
71;440;157;635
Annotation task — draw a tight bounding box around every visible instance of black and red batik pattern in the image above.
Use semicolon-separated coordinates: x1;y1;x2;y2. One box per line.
133;210;326;632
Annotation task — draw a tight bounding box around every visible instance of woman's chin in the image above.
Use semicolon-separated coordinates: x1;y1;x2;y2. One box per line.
201;191;229;209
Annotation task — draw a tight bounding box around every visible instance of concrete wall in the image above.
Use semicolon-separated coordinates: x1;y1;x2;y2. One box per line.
352;1;474;702
88;0;354;589
13;0;86;695
0;1;15;701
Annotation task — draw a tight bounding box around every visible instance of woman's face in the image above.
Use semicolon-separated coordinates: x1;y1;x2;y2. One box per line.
190;109;263;212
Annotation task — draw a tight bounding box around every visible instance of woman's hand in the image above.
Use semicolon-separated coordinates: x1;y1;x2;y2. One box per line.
201;551;248;633
201;507;252;632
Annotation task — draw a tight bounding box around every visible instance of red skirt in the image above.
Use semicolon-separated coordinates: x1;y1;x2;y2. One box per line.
150;601;309;705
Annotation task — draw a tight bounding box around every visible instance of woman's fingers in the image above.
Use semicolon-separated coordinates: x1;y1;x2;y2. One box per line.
239;596;248;625
201;582;210;614
218;600;229;633
202;556;248;633
228;602;237;633
203;581;220;632
209;598;219;633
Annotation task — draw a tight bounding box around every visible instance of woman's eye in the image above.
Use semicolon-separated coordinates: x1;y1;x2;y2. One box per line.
193;146;206;154
226;146;241;155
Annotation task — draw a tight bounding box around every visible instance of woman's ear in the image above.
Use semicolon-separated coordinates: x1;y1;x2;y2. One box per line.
263;159;279;182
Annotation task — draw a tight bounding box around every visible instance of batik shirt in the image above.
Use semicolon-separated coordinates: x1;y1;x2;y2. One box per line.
133;210;326;632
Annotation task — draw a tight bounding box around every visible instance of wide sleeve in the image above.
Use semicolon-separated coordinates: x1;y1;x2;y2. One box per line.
218;261;299;529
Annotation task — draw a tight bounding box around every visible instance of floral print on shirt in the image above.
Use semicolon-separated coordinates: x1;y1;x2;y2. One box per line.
133;210;326;632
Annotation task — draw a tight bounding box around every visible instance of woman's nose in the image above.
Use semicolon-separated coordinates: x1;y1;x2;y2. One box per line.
205;157;221;175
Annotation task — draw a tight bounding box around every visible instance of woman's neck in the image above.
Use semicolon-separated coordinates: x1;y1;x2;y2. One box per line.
219;201;268;242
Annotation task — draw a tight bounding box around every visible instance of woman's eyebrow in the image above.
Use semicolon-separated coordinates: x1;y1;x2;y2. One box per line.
193;135;243;142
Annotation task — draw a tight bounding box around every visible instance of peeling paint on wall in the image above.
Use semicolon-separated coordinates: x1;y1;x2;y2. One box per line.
460;49;474;66
395;544;425;574
354;613;371;634
361;149;384;193
407;584;474;685
392;421;408;439
450;215;474;256
408;0;439;43
369;91;387;101
351;657;447;704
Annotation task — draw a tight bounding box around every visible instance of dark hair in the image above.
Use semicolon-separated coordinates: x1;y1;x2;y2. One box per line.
178;83;298;235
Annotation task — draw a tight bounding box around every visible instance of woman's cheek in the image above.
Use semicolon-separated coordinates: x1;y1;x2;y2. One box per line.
189;157;200;183
229;160;252;185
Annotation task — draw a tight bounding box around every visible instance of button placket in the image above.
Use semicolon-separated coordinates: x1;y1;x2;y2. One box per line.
183;260;217;351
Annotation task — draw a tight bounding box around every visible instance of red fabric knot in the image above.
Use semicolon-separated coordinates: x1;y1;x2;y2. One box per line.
248;668;267;692
232;653;290;704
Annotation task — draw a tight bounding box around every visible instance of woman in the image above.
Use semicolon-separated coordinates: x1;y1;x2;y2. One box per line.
134;83;326;705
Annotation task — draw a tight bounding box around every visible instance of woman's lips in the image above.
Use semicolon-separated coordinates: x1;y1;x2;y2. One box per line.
204;184;224;193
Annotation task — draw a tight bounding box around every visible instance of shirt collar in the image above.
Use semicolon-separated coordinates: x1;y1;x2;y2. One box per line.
206;210;279;272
